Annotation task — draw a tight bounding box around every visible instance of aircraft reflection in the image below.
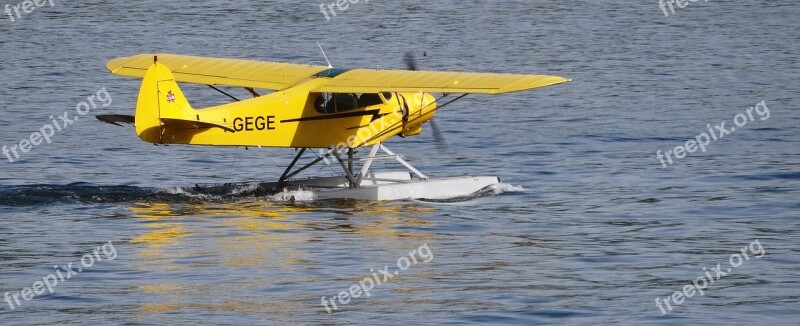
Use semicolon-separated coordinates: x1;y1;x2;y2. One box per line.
128;199;439;319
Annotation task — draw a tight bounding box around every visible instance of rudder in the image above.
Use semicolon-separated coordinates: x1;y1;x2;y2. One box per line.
135;58;195;143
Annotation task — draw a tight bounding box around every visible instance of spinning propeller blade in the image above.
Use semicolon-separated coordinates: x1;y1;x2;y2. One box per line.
404;51;447;152
403;52;418;72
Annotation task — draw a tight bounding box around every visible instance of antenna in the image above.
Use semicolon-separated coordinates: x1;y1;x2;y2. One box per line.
317;41;333;68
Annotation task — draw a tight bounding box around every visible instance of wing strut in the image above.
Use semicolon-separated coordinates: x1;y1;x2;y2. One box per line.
207;85;241;102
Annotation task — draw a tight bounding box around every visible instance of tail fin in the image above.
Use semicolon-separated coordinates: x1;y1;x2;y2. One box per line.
135;59;196;143
135;58;236;144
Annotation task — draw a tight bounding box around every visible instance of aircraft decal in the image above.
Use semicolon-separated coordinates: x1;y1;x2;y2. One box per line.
166;91;176;103
232;116;276;132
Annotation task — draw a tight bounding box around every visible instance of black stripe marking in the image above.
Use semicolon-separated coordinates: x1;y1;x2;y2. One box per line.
281;110;382;123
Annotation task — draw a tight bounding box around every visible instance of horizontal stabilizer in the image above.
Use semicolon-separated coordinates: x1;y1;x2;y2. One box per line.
96;115;135;127
159;118;236;133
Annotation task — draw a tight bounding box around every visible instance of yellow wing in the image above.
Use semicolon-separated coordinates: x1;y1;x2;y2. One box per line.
106;53;329;90
107;53;570;94
312;69;571;95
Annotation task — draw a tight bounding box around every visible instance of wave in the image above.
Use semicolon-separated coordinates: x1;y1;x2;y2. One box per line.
0;183;206;207
416;183;526;203
0;182;525;207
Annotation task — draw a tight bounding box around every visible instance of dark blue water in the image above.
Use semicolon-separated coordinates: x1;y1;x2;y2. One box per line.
1;1;798;325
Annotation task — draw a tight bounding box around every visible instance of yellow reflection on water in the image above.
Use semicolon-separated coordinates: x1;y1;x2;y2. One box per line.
129;199;439;320
129;203;190;266
331;201;438;244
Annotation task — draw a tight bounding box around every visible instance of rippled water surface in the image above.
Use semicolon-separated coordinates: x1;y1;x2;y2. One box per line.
1;1;798;325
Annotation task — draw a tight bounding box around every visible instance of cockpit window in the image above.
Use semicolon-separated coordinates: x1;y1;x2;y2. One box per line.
359;93;383;107
315;93;334;114
314;93;386;114
334;94;358;112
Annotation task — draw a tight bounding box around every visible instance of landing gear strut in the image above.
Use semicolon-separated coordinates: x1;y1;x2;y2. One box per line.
275;143;428;191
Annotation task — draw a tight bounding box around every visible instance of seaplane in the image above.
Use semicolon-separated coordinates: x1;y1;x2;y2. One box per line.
99;52;570;201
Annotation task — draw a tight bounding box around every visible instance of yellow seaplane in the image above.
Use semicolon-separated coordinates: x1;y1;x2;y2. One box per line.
99;53;570;201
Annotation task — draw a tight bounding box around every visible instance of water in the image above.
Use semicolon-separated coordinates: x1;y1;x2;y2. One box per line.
1;0;798;324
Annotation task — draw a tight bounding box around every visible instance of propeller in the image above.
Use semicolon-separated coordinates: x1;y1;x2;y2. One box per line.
403;51;447;153
403;52;418;71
